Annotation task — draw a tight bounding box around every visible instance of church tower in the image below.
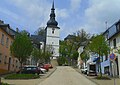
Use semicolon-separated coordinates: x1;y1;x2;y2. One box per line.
45;1;60;59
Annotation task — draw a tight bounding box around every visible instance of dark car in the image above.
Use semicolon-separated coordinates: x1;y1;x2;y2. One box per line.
20;65;40;75
87;70;97;76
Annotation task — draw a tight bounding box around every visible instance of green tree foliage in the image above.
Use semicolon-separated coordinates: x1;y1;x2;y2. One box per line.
10;32;33;68
80;51;89;63
59;29;90;66
31;47;42;63
88;34;109;77
43;50;52;63
88;34;109;56
34;27;45;36
57;56;67;66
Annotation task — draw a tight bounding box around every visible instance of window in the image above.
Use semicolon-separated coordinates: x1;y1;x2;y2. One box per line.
0;53;2;63
6;38;9;48
11;41;13;46
4;56;7;64
113;38;116;48
116;23;120;32
16;60;18;68
52;28;55;34
1;34;4;45
13;59;15;67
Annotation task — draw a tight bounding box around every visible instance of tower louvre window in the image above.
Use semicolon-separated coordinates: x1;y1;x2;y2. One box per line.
52;28;55;34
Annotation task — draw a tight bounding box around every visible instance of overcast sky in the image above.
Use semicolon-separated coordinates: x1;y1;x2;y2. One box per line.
0;0;120;40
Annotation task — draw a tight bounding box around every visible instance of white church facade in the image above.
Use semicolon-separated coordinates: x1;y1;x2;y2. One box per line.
45;1;60;59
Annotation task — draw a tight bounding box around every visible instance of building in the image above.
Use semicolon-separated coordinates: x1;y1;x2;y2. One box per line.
102;20;120;77
28;1;60;66
45;1;60;59
0;20;20;74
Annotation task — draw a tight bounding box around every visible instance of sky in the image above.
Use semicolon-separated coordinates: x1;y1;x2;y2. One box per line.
0;0;120;40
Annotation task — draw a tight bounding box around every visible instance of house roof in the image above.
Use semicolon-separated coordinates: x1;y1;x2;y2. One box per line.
103;19;120;40
0;24;17;39
30;35;45;44
64;34;76;40
0;20;18;37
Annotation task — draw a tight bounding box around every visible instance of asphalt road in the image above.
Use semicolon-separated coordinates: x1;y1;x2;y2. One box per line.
38;66;96;85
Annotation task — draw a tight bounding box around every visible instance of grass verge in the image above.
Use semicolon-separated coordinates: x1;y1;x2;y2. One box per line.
4;74;40;79
1;82;10;85
95;75;111;80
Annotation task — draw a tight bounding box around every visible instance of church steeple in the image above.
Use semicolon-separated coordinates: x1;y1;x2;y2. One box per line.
47;0;58;27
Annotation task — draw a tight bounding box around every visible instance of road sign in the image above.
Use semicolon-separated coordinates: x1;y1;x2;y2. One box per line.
109;53;116;61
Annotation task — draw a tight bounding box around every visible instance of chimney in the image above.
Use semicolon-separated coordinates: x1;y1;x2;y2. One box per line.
0;20;4;24
16;28;19;32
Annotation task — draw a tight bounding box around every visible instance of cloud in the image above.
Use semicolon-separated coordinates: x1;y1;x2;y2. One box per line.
56;9;69;19
84;0;120;34
70;0;82;11
0;0;51;33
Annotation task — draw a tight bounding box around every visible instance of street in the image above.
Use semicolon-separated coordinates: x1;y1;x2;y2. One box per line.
38;66;96;85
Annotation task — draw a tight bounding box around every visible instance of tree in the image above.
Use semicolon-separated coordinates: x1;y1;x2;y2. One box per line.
88;34;109;77
10;32;33;69
75;29;90;49
31;47;42;64
43;51;52;63
80;51;89;64
34;27;45;36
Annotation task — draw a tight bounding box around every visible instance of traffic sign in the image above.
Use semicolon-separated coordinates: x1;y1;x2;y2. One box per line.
109;53;116;61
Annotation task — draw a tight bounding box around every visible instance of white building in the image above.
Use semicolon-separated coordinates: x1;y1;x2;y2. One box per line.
45;1;60;59
103;20;120;77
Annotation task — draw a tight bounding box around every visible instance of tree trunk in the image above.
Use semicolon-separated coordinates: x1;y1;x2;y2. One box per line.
99;50;102;77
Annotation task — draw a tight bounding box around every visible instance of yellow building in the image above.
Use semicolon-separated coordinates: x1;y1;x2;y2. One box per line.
0;22;20;75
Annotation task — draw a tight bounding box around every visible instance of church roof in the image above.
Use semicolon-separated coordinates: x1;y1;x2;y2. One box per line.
30;35;45;44
47;1;58;27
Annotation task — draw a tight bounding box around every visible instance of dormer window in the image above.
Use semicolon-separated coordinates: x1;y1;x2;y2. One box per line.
116;23;120;32
52;28;55;34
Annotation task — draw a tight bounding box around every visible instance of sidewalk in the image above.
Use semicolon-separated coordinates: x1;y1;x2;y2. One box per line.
1;67;57;85
75;68;120;85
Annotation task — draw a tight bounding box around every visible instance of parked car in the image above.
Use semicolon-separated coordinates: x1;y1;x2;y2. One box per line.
87;64;97;76
81;67;87;74
87;70;97;76
19;65;40;75
39;67;47;74
44;64;53;68
40;64;49;71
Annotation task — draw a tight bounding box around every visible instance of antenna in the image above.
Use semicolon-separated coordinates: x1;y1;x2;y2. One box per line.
105;21;108;29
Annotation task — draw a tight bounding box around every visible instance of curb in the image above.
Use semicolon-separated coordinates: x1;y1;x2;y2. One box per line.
74;68;99;85
46;67;57;78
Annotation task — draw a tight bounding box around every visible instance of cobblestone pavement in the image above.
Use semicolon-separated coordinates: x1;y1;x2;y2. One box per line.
38;66;96;85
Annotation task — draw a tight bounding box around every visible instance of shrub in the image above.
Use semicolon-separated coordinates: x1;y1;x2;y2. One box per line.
4;74;40;79
2;82;10;85
95;75;111;80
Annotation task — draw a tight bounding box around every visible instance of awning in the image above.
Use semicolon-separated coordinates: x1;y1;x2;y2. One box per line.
93;57;100;62
86;58;96;64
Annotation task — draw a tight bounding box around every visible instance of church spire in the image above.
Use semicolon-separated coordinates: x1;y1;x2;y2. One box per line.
52;0;54;10
47;0;58;27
